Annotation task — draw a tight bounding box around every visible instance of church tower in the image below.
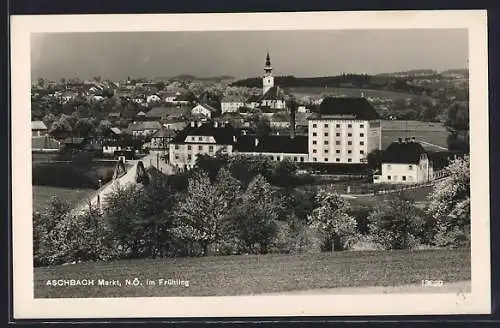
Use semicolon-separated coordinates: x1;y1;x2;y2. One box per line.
262;51;274;94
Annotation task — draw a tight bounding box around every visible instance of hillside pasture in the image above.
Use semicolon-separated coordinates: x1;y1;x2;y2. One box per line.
34;249;470;298
286;87;433;101
381;120;449;149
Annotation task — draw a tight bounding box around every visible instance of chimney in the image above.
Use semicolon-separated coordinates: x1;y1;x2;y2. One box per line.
411;136;416;143
254;137;259;147
398;137;402;143
190;121;195;127
233;135;237;143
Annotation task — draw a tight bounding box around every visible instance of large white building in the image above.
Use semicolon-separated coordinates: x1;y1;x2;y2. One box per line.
374;138;434;184
307;97;382;164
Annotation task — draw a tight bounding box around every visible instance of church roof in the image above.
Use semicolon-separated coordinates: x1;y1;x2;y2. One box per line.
260;86;286;101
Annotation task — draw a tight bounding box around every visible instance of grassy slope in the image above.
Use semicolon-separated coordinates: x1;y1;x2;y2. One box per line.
34;249;470;298
32;186;95;213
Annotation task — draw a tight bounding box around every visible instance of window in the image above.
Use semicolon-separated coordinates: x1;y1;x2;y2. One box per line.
198;145;203;151
336;158;340;162
347;133;352;137
324;124;328;128
313;149;317;153
348;158;352;163
312;140;317;145
402;176;407;181
313;157;317;162
335;141;341;145
347;141;352;145
360;150;365;155
312;124;317;128
209;146;214;152
300;157;305;162
187;145;192;150
175;155;179;160
294;156;298;161
360;133;364;137
312;132;317;136
409;165;413;170
324;149;329;153
175;145;179;150
388;175;392;180
187;155;192;160
324;158;328;162
348;150;352;154
336;133;340;137
347;124;352;128
336;124;340;128
360;124;364;128
270;156;274;160
360;141;365;146
198;137;203;141
324;141;329;145
336;150;340;154
276;156;281;161
324;132;329;137
191;136;195;141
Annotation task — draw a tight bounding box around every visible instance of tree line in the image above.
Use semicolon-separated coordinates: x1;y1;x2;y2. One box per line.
33;154;470;267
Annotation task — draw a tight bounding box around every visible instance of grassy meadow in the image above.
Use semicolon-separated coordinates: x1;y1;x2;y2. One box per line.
32;185;95;213
34;248;470;298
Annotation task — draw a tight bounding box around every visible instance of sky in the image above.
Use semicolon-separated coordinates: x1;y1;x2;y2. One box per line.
31;29;468;82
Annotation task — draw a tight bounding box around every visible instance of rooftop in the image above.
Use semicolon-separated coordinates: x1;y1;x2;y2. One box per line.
382;140;427;164
260;86;287;101
236;135;308;154
31;121;47;130
170;122;239;145
310;97;381;120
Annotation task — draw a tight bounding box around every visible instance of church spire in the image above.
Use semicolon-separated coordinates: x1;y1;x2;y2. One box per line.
264;51;272;73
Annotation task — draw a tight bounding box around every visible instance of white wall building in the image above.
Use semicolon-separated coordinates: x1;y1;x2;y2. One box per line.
374;138;434;184
191;103;217;119
307;97;382;164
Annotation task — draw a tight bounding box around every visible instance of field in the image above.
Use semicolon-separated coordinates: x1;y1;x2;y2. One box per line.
32;185;95;213
286;87;433;100
381;120;449;149
347;185;433;210
34;249;470;298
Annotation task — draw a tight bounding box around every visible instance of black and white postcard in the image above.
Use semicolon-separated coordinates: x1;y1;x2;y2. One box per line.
11;10;490;318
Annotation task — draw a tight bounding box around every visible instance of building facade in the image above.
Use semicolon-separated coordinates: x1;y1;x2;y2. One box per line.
307;97;382;164
374;138;434;184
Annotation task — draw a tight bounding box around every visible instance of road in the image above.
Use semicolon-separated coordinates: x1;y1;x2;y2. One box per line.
73;152;174;215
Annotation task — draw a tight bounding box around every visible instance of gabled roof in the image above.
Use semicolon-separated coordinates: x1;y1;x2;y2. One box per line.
310;97;381;120
222;94;247;103
260;86;286;101
151;127;178;138
110;127;122;135
382;141;427;164
193;103;218;113
130;121;162;131
31;121;47;130
170;123;238;145
235;135;308;154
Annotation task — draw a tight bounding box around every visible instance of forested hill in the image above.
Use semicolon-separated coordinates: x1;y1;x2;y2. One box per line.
231;74;432;94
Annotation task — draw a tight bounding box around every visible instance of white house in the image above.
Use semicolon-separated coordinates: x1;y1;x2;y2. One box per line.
221;94;246;114
373;137;434;184
307;97;382;164
31;120;48;137
147;94;162;103
129;121;162;137
191;103;217;119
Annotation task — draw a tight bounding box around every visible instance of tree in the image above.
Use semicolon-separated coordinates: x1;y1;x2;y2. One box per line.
74;118;96;137
308;187;358;251
37;78;45;89
49;115;73;139
366;149;382;172
426;155;470;248
367;195;424;250
171;169;240;256
231;174;283;254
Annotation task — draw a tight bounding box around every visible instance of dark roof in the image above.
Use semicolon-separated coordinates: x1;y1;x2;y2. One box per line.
151;127;177;138
63;137;87;145
260;86;286;101
130;121;162;131
170;123;239;145
311;97;381;120
246;94;261;102
382;141;427;164
235;135;308;154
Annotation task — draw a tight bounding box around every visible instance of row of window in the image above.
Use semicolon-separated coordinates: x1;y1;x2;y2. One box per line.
174;144;227;152
312;157;353;163
312;123;365;129
174;153;306;162
312;132;365;138
312;140;365;146
312;149;365;155
387;164;414;170
387;175;413;181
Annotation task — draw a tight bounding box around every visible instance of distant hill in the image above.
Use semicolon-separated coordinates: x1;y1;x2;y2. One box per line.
169;75;235;82
231;74;432;95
